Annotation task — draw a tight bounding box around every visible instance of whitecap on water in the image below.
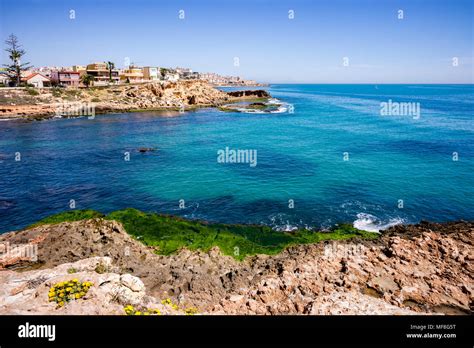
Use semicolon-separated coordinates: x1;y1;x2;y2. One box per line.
274;224;298;232
235;98;290;114
353;213;404;233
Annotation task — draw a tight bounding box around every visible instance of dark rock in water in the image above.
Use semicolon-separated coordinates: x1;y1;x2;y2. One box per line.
188;95;197;105
138;147;156;153
227;90;270;98
0;199;15;209
249;102;266;107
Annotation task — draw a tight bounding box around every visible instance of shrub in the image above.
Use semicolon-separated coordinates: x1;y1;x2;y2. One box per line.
25;87;39;96
184;307;199;315
123;301;198;315
124;305;161;316
161;298;179;311
94;262;108;274
51;87;62;97
48;279;93;308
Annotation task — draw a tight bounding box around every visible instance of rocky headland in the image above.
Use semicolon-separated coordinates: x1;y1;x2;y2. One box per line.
0;81;270;120
0;217;472;315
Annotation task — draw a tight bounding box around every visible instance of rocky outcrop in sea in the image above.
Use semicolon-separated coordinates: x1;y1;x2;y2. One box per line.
0;81;270;120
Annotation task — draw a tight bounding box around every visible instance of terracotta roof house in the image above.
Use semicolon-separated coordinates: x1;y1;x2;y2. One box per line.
21;73;51;88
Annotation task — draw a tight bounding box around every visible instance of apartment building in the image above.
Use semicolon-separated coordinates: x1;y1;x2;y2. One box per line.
50;71;81;87
120;66;144;83
86;62;119;85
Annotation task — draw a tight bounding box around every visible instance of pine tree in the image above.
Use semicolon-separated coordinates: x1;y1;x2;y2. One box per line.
3;34;32;86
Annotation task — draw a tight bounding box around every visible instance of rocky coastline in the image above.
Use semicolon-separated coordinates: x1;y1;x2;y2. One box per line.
0;80;271;120
0;217;472;315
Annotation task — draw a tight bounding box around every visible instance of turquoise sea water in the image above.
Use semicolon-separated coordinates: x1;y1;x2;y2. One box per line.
0;84;473;233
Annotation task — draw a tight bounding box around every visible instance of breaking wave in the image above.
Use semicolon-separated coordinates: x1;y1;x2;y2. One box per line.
353;213;404;233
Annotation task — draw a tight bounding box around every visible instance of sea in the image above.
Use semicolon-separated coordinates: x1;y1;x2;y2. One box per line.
0;84;473;233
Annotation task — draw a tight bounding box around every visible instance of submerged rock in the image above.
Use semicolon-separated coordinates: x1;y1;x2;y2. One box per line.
138;147;156;153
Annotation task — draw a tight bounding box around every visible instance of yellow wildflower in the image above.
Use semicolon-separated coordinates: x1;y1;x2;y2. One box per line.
185;307;198;315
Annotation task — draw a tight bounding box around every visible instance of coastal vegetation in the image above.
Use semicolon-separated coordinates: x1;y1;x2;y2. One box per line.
30;208;379;261
25;86;39;96
123;301;198;315
80;73;94;87
29;209;103;227
48;279;93;308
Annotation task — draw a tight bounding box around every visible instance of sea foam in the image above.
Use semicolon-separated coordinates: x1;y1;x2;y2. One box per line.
353;213;404;233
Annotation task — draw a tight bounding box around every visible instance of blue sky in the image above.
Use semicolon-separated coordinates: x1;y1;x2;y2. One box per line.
1;0;472;83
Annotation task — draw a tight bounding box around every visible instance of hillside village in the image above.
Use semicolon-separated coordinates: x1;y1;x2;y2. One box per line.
0;34;273;119
0;62;263;89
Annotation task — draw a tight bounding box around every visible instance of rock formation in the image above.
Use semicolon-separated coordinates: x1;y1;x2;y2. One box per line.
0;219;472;315
226;90;271;98
0;256;191;315
0;81;267;120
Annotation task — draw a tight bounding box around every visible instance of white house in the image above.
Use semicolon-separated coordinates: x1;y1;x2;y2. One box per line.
164;72;180;82
21;73;51;88
0;73;9;85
